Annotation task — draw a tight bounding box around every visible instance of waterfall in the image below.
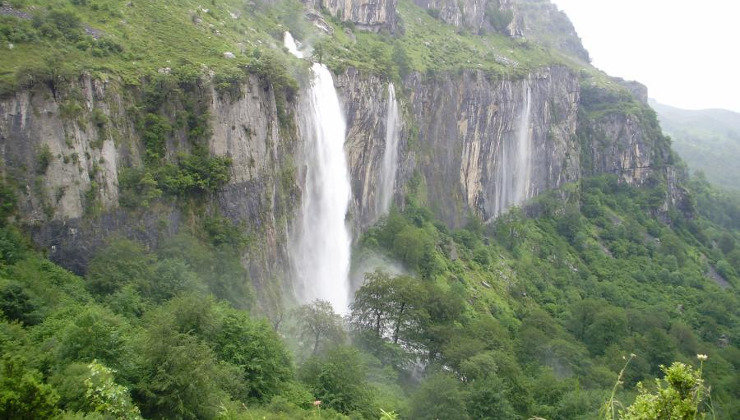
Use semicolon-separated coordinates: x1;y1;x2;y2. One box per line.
283;32;303;58
285;33;352;313
377;83;401;215
494;81;533;216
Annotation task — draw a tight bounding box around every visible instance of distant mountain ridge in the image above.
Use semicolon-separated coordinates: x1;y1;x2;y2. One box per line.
651;100;740;192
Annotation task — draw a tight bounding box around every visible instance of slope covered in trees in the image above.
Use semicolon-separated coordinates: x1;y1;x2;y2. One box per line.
651;100;740;193
1;173;737;418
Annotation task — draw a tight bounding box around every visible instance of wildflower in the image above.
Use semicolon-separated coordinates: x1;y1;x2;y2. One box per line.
697;354;708;361
313;400;322;407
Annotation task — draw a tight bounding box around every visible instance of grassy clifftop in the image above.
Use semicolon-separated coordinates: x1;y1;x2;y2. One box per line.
0;0;598;97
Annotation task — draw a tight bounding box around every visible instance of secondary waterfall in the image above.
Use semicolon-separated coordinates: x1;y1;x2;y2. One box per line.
377;83;401;215
285;33;352;313
494;81;533;216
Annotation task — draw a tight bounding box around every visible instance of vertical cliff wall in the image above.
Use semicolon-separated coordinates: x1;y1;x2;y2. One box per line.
0;74;300;310
403;67;580;226
303;0;398;32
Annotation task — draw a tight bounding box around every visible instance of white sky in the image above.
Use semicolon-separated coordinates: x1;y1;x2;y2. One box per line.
550;0;740;112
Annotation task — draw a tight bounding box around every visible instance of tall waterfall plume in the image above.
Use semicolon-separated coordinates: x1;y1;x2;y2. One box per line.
285;33;352;313
494;81;533;216
377;83;401;216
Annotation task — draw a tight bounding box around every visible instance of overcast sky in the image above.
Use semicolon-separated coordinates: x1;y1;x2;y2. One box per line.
550;0;740;112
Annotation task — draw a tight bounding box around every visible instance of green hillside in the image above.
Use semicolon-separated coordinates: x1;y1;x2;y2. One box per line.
1;174;738;418
651;100;740;192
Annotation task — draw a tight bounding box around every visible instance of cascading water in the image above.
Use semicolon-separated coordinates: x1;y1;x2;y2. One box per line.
377;83;401;215
285;32;352;313
494;81;533;216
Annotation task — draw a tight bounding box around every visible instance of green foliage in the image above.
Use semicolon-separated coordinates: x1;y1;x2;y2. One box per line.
213;312;293;402
156;153;232;196
138;113;171;164
294;300;346;355
86;239;154;296
487;1;514;33
622;361;709;419
117;167;162;208
35;144;52;175
298;346;378;417
83;360;141;419
0;181;17;224
0;281;40;325
0;355;59;419
409;373;467;420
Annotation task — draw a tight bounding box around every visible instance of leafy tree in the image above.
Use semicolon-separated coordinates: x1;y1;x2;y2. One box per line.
0;356;59;419
350;270;395;338
56;305;132;368
409;373;468;420
86;239;154;296
298;346;377;417
466;375;516;419
132;319;237;419
83;360;141;419
0;281;40;325
213;312;293;402
294;300;345;355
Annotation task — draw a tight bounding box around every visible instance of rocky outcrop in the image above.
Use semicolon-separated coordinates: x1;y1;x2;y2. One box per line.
0;75;126;222
303;0;398;32
0;74;299;308
411;0;589;61
577;83;672;186
404;66;580;226
509;0;589;62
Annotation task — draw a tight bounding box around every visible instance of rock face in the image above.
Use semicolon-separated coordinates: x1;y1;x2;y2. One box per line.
303;0;398;32
509;0;589;61
577;83;673;186
412;0;491;30
403;67;580;226
0;74;299;309
0;62;683;301
411;0;589;61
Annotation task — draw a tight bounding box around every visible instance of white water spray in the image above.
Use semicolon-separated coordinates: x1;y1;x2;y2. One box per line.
494;81;533;216
285;33;352;313
283;32;303;58
377;83;401;215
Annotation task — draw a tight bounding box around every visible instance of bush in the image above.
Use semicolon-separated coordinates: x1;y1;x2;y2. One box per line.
0;356;60;418
409;373;467;420
298;346;377;417
35;144;52;174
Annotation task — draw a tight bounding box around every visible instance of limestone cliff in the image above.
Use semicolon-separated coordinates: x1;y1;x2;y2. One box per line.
410;0;589;61
303;0;398;32
403;67;581;226
0;73;300;310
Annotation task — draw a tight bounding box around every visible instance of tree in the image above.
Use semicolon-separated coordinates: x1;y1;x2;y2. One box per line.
83;360;141;419
409;373;468;420
466;375;516;420
294;300;345;355
350;272;429;348
298;346;377;417
0;356;59;419
132;320;237;419
350;270;394;338
86;239;154;296
213;312;293;402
